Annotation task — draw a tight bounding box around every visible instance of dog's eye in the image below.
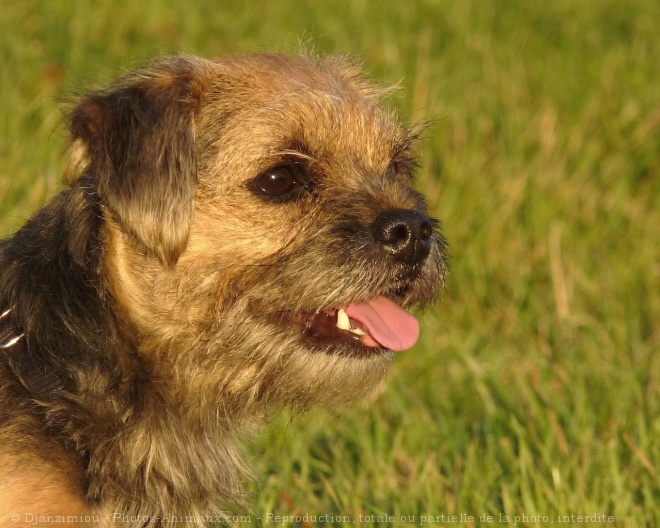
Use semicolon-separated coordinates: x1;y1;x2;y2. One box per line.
258;167;295;195
251;165;309;201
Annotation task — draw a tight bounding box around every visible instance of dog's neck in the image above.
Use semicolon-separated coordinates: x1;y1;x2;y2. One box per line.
0;185;109;404
0;307;72;400
0;186;253;513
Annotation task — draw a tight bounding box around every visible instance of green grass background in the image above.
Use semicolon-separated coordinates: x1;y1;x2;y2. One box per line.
1;1;658;526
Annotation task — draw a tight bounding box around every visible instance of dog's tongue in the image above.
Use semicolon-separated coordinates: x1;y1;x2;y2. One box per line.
345;296;420;351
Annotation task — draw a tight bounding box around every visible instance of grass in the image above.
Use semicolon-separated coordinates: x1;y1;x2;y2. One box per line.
1;1;658;526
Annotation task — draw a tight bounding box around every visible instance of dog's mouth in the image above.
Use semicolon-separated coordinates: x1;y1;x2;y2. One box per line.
295;296;420;353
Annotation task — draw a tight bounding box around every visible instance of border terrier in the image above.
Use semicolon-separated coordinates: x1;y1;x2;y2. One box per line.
0;53;447;526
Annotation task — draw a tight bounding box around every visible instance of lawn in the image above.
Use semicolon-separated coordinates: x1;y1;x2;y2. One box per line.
0;1;658;526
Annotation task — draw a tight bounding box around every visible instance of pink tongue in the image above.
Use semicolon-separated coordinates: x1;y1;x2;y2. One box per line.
345;296;420;351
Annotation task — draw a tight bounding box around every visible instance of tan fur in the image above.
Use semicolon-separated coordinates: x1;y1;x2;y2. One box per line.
0;421;91;527
0;463;91;528
0;53;447;526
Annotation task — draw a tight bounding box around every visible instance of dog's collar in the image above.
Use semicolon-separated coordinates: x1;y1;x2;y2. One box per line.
0;306;68;400
1;308;25;349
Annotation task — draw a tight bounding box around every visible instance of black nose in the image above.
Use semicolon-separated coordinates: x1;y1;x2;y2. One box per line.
372;209;434;265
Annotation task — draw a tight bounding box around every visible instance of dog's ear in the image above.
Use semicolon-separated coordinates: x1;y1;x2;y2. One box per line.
67;57;208;266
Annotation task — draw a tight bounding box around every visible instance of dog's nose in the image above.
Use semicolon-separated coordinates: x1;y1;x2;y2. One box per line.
372;209;433;265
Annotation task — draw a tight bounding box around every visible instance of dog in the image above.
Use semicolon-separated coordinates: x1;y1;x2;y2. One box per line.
0;53;447;526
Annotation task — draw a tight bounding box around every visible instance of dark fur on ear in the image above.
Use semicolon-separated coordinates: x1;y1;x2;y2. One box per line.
68;57;209;266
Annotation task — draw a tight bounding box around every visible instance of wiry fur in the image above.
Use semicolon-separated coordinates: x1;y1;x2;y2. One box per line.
0;54;447;526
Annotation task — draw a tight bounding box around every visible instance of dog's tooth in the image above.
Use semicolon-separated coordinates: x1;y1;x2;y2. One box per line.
336;309;351;331
349;326;365;336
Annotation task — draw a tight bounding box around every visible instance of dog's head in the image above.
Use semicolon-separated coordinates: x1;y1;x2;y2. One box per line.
67;54;448;409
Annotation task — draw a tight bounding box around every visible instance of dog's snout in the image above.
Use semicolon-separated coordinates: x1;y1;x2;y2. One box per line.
372;209;433;265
